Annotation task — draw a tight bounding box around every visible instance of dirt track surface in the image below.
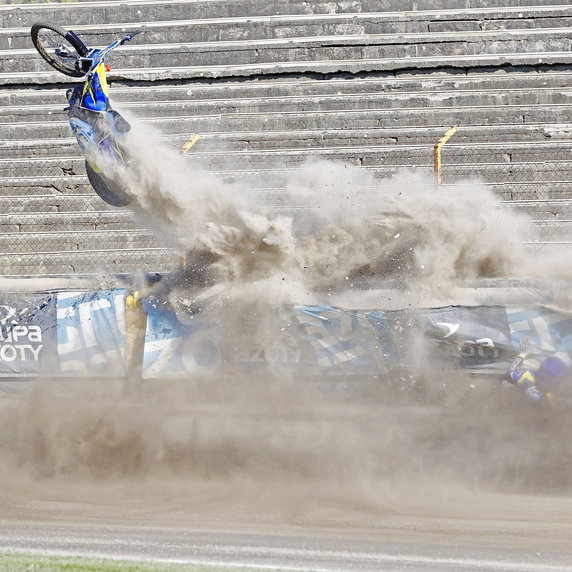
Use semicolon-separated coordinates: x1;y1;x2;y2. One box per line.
2;494;572;571
1;376;572;570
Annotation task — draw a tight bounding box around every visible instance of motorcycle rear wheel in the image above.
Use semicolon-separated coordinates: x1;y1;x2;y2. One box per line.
85;161;132;207
31;23;88;77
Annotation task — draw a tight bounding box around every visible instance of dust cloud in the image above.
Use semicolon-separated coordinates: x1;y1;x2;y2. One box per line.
1;119;572;529
2;371;572;527
120;125;537;307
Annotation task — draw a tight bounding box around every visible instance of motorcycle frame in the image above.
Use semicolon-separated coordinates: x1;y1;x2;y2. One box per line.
67;39;137;174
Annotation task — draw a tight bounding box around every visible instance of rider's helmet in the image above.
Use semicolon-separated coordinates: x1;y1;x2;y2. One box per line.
536;352;572;390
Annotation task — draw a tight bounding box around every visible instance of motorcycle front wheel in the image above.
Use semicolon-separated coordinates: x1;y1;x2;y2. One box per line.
31;23;88;77
85;161;132;207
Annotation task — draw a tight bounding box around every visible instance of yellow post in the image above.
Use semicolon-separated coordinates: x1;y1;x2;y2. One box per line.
181;133;201;155
180;133;201;268
125;291;147;380
433;126;458;189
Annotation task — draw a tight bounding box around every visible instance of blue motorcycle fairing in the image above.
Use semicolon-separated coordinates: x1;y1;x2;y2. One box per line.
81;68;108;112
98;133;125;166
69;117;98;152
69;116;126;168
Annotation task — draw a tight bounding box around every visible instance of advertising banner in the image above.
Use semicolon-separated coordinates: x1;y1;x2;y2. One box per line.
506;306;572;354
142;302;572;378
142;301;221;378
293;305;404;375
0;292;57;376
417;305;513;370
2;285;572;380
56;289;127;376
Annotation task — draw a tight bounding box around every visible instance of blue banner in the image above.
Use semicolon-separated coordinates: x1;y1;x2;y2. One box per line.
507;306;572;354
141;303;572;378
0;287;568;380
0;292;57;376
56;289;127;376
418;305;512;369
142;301;221;378
293;305;402;374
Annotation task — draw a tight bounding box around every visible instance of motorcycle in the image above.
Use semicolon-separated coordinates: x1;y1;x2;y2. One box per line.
31;23;141;207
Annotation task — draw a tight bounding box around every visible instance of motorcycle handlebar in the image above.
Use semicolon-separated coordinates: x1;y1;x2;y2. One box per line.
82;29;142;73
120;30;142;44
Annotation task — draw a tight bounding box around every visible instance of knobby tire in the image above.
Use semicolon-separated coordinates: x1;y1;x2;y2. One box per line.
85;161;132;207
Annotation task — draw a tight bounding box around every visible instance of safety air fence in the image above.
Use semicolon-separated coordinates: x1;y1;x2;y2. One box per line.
0;288;571;381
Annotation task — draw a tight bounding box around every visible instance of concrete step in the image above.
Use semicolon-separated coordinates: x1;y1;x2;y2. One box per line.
500;199;572;219
4;50;572;85
4;7;572;51
242;189;572;214
3;145;572;177
0;198;566;242
5;103;572;148
443;142;572;164
4;179;571;222
0;175;97;199
441;161;572;184
0;209;136;232
198;152;572;181
4;123;572;159
10;28;572;74
0;170;323;198
0;194;118;212
5;86;572;124
5;171;569;211
3;1;570;30
2;155;571;210
1;205;566;243
2;173;570;206
142;165;572;199
0;156;86;178
265;205;572;239
4;26;572;84
0;229;162;252
4;72;572;108
3;169;571;204
0;0;459;28
205;144;572;168
0;249;179;276
6;142;572;169
469;182;572;201
529;220;572;241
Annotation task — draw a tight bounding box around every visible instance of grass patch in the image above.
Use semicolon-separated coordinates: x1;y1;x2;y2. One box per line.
0;553;297;572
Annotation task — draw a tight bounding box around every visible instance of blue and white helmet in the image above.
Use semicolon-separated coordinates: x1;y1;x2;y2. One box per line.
536;352;572;390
